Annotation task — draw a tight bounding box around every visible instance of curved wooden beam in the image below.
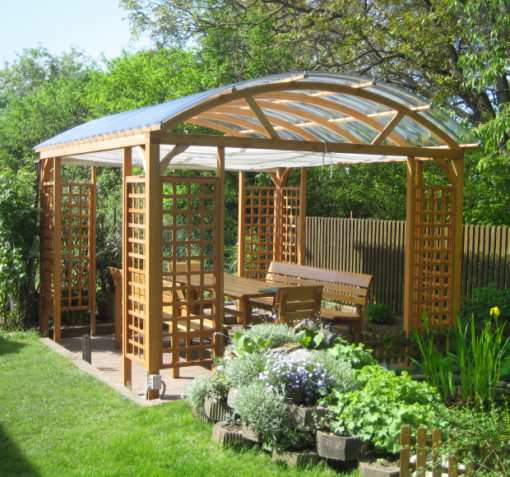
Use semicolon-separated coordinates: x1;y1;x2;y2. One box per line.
161;81;458;149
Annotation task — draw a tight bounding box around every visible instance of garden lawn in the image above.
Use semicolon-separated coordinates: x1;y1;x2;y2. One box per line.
0;332;357;477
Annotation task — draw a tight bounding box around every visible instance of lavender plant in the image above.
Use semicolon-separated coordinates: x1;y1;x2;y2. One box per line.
260;350;334;406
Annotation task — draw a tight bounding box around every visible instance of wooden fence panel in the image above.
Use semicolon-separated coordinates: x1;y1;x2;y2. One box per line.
306;218;510;315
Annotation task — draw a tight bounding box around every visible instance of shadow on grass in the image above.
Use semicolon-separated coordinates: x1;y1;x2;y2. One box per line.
0;335;27;356
0;423;41;476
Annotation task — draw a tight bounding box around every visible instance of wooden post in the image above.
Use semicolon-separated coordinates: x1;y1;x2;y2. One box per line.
53;158;62;343
215;146;225;356
403;157;416;336
298;167;307;265
238;171;246;277
122;147;132;388
144;136;163;399
451;156;464;322
39;158;49;335
90;166;97;335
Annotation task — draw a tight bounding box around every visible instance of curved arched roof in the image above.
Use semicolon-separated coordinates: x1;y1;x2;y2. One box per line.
36;72;477;171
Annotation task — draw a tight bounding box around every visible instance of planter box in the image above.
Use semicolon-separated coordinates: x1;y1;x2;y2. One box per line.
204;396;230;421
271;449;320;468
286;404;328;429
192;408;211;422
211;421;245;446
241;423;263;443
359;460;399;477
316;431;361;461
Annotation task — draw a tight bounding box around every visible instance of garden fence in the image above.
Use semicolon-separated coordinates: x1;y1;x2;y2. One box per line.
306;217;510;315
399;425;473;476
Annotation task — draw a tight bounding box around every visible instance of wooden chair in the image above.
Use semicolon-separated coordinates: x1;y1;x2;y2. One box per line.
272;285;323;325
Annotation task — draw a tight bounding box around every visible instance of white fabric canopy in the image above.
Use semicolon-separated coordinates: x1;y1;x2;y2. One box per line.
62;144;407;171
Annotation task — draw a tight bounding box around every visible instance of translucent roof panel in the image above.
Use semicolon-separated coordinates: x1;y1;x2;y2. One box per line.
35;71;478;163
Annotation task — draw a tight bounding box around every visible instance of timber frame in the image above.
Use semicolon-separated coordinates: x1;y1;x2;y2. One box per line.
36;72;477;398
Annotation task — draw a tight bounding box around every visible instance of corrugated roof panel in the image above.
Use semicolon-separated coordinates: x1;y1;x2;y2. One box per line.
35;85;232;149
35;71;477;153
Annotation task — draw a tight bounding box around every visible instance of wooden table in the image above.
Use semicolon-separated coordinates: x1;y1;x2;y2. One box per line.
176;274;277;328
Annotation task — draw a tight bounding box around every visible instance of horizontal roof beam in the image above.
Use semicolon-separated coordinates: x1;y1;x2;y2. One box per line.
154;132;472;159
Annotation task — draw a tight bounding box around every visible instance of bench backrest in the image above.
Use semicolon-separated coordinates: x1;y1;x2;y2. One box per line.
266;261;372;307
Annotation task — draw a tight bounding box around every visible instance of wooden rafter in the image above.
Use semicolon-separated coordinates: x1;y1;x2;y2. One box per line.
207;102;361;144
372;111;405;146
244;96;279;140
257;92;409;147
192;113;269;137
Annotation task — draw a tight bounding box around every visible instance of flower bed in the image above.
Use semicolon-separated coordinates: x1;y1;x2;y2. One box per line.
183;319;510;472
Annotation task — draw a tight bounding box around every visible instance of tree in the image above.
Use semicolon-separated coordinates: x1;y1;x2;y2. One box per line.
120;0;509;147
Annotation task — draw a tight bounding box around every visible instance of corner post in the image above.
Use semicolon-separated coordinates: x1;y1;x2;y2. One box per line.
145;136;163;399
215;146;225;356
298;167;307;265
122;147;132;388
404;157;417;336
238;171;246;277
53;158;62;343
451;155;464;323
90;166;97;335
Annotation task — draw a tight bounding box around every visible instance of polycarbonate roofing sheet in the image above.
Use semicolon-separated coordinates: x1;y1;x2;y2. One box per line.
35;71;477;163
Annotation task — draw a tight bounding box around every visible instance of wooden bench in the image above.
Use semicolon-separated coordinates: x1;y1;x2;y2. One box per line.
251;261;373;340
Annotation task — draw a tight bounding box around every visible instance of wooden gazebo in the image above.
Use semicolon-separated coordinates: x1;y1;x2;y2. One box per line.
36;72;477;398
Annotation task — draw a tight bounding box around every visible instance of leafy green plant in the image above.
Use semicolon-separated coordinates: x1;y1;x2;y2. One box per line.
329;365;451;454
326;337;376;369
295;326;324;349
232;330;271;356
366;303;394;325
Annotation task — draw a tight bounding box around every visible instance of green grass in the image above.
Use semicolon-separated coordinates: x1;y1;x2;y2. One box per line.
0;332;358;476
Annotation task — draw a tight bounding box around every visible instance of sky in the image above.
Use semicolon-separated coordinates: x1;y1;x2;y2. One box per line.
0;0;147;64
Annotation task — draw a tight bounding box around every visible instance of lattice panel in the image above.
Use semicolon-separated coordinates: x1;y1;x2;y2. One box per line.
412;186;454;327
40;183;55;323
60;183;94;311
242;186;276;279
160;177;220;372
125;178;147;365
280;187;300;264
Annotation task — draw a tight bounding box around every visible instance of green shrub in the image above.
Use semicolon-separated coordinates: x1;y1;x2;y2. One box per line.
239;323;297;349
232;380;296;449
461;283;510;323
309;350;357;394
221;352;267;389
326;337;377;369
441;403;510;476
328;365;451;454
366;303;394;325
182;375;211;416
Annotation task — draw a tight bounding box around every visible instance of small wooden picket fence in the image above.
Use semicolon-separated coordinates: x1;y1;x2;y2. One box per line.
399;425;474;476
